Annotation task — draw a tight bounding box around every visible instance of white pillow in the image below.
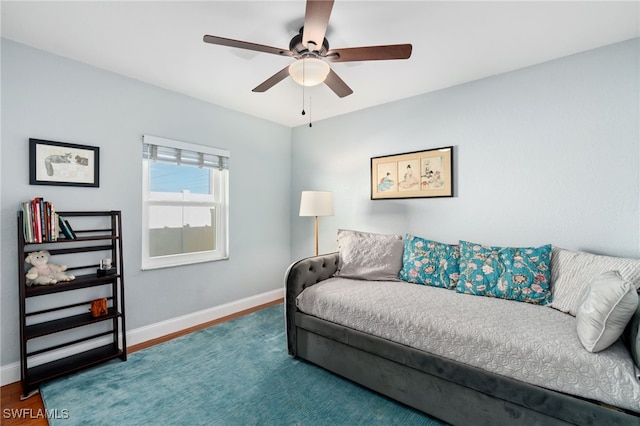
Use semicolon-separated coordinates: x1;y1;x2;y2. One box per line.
576;271;639;353
550;247;640;316
335;229;404;281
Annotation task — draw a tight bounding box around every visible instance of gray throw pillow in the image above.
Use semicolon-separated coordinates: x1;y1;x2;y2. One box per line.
335;229;403;281
550;247;640;316
576;271;639;353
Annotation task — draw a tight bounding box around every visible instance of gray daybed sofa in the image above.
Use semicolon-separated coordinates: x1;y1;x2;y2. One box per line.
285;232;640;426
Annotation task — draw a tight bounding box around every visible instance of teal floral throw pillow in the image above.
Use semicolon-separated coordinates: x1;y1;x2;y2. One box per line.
457;241;552;305
399;235;460;289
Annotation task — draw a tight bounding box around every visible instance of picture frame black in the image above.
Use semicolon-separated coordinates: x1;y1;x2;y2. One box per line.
29;138;100;187
371;146;454;200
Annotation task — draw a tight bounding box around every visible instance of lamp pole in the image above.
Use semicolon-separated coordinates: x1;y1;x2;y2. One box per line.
314;215;319;256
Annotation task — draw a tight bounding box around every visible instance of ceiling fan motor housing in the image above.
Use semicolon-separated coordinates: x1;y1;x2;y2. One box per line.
289;28;329;59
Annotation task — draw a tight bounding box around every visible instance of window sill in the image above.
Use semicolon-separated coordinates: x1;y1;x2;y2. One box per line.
141;256;229;271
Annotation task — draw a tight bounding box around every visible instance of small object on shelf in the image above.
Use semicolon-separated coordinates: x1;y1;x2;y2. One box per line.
24;250;75;286
90;298;108;317
97;267;116;277
97;258;115;277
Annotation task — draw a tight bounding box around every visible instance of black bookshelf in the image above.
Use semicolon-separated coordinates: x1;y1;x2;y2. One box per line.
17;210;127;398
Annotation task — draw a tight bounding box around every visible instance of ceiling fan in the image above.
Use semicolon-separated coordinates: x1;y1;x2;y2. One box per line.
203;0;412;98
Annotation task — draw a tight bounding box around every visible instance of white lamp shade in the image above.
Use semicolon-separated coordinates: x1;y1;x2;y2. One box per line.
289;58;330;87
299;191;334;217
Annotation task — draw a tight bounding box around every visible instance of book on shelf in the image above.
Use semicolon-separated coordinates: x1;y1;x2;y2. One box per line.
20;198;71;243
58;216;76;240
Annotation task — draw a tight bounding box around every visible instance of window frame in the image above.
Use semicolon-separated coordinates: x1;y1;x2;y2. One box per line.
141;135;229;270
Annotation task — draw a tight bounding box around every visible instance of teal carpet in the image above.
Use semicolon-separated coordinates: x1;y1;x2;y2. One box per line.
41;304;446;425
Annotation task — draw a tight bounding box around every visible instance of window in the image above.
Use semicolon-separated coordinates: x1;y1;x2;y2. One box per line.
142;135;229;270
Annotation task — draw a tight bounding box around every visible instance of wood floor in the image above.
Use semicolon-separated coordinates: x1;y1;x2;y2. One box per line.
1;299;283;426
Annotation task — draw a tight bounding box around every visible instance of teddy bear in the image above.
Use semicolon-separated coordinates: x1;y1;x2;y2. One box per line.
25;250;75;286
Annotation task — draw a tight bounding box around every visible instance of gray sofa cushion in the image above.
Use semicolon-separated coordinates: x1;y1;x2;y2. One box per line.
335;229;403;281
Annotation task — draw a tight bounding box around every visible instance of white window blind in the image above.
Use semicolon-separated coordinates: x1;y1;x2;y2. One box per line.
143;142;229;170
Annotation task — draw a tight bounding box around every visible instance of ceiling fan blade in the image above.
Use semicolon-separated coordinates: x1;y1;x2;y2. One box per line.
302;0;334;51
203;35;292;57
326;44;412;62
252;66;291;93
324;69;353;98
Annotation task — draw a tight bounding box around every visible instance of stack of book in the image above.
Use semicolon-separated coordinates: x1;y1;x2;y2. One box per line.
21;198;75;243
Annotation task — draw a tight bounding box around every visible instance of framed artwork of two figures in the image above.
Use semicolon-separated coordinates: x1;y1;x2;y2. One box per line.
371;146;453;200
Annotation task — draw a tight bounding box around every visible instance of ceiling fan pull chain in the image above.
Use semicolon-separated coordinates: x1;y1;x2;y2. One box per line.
301;87;306;116
309;96;313;127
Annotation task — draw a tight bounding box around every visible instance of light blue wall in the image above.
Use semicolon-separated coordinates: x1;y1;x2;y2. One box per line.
1;39;292;366
291;38;640;260
2;37;639;371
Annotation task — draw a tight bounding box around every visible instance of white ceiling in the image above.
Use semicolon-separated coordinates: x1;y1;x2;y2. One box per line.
2;1;638;127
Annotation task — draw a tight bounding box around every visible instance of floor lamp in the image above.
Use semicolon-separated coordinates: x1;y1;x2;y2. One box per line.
299;191;334;256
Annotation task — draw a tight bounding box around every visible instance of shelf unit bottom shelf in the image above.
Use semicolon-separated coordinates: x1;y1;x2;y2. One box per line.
25;344;125;395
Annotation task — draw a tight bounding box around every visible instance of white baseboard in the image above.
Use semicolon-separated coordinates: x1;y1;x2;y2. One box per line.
0;288;283;387
127;288;283;346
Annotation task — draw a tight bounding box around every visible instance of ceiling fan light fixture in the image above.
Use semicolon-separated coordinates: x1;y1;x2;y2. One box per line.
289;58;330;87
